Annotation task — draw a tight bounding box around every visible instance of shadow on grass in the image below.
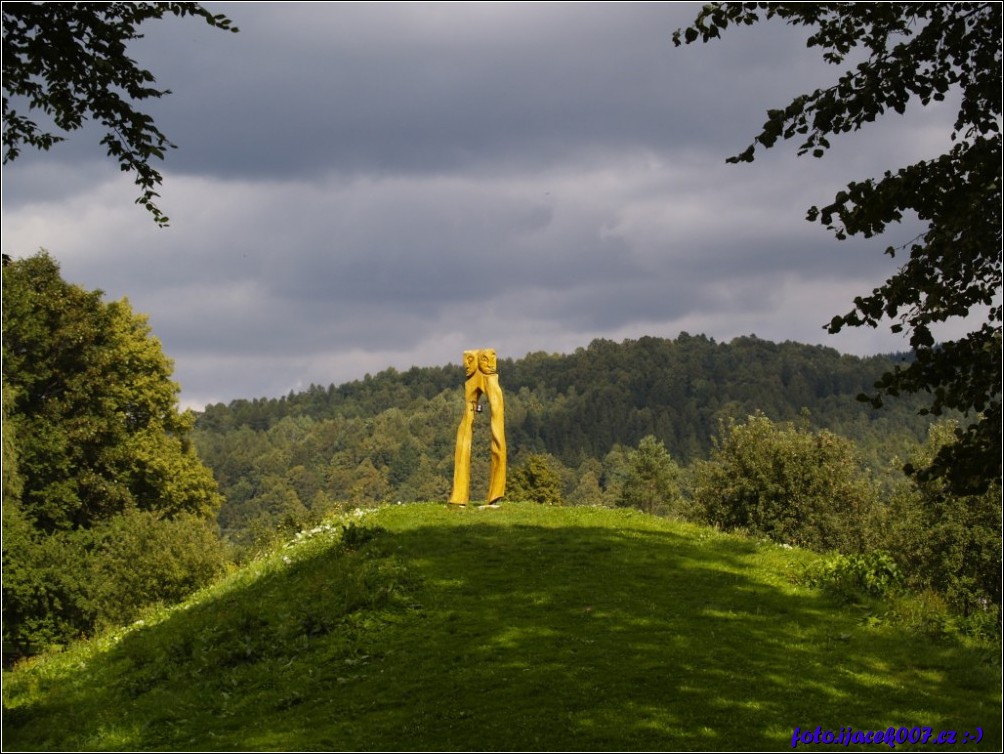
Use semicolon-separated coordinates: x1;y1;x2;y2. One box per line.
355;519;999;751
4;508;1000;752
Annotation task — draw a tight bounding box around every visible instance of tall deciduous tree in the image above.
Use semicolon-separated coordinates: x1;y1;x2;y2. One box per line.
2;251;223;531
674;2;1002;495
3;252;227;659
2;2;237;227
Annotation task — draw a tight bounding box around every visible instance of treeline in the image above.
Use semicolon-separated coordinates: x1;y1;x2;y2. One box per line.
198;334;932;466
194;335;934;541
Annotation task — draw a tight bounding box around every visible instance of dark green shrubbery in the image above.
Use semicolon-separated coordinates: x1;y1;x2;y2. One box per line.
86;510;230;628
804;550;903;603
693;413;879;553
697;415;1000;628
885;422;1002;618
2;502;95;658
3;506;228;662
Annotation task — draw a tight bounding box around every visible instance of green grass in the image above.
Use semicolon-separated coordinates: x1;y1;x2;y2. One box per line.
3;503;1000;751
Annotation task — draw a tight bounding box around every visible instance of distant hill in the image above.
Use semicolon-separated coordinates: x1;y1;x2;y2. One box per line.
4;504;998;751
196;333;928;465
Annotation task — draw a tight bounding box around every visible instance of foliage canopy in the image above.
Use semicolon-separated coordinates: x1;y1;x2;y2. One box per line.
2;2;237;226
674;2;1002;495
618;436;684;517
3;252;227;659
695;413;878;552
3;252;222;531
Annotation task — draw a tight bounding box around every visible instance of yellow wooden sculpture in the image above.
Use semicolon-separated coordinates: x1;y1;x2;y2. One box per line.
449;348;506;505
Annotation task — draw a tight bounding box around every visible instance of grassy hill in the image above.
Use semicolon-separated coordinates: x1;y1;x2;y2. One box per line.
3;503;999;751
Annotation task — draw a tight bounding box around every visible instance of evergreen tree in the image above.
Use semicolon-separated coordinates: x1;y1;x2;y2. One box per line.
618;436;684;517
509;454;565;506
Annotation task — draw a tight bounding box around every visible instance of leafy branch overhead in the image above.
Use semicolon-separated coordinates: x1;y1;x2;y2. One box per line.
2;2;238;226
674;2;1002;495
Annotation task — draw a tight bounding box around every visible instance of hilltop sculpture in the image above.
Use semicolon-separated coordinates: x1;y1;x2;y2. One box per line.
449;348;506;506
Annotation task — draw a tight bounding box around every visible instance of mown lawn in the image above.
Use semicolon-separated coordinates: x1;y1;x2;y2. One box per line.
3;502;1000;751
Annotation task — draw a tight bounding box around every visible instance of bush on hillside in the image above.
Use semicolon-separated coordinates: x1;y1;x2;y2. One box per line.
886;421;1002;618
803;550;903;603
693;413;879;552
3;506;228;662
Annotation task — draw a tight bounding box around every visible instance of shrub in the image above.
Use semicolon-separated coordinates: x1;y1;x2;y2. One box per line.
693;413;878;552
804;551;903;603
2;504;95;662
887;422;1002;617
2;507;228;662
87;509;229;629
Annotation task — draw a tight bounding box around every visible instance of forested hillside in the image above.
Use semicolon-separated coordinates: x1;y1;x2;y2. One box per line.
198;335;924;455
193;334;936;546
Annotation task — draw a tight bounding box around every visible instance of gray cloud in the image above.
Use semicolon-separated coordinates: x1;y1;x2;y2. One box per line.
1;2;971;408
102;2;828;179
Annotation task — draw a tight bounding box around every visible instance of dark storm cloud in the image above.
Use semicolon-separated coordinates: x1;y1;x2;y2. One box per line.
113;2;824;179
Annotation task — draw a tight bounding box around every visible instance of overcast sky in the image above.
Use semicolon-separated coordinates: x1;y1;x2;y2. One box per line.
2;2;971;409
